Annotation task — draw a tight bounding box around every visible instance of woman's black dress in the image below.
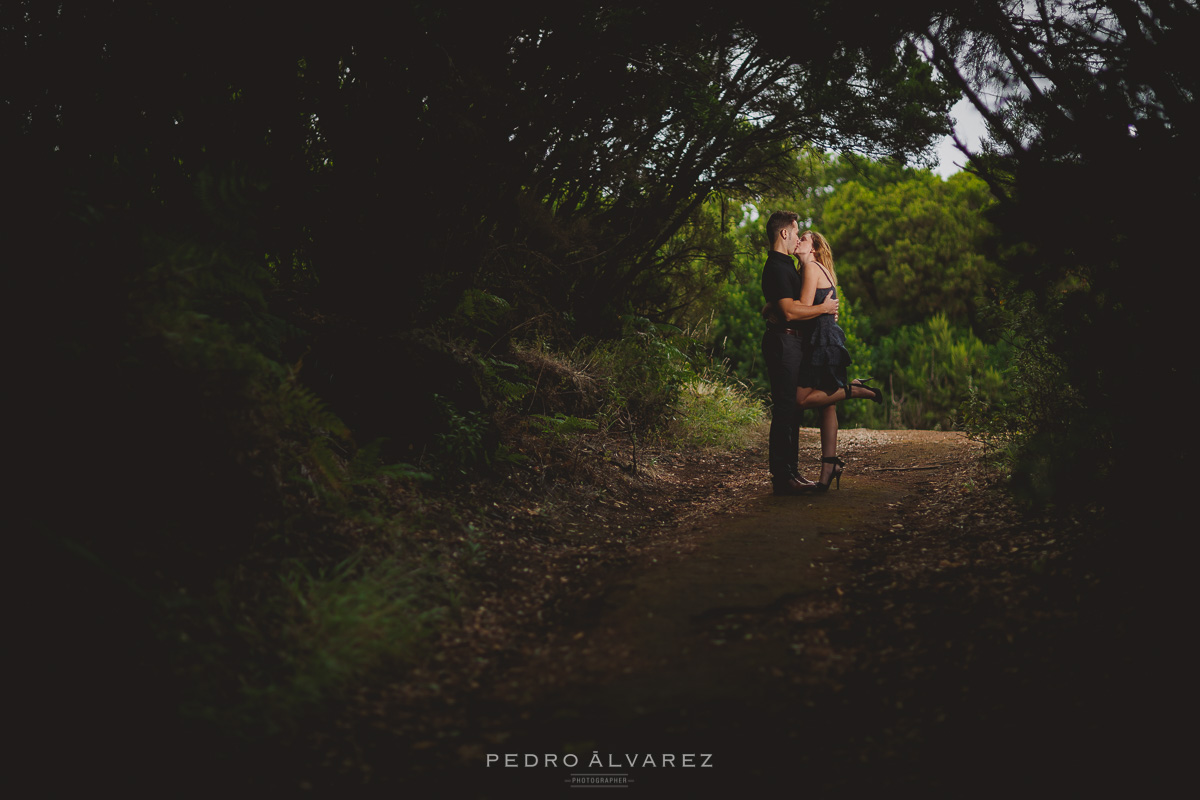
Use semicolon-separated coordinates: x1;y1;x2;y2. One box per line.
795;265;852;394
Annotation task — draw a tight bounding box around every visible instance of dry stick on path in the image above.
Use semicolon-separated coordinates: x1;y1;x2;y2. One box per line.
870;464;946;472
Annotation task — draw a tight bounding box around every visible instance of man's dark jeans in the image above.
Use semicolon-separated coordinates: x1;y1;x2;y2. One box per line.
762;328;803;486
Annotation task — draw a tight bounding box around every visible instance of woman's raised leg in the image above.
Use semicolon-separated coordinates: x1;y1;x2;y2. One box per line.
795;382;878;410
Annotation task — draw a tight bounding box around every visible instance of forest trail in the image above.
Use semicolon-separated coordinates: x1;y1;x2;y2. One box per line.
512;430;948;710
345;431;985;797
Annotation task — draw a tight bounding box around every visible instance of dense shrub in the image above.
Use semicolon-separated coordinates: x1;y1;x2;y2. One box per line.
872;314;1010;431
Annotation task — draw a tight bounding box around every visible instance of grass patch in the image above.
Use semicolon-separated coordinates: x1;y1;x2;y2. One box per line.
181;547;458;740
669;376;765;450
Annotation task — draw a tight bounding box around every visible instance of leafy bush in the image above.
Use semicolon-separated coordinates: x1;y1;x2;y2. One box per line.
825;169;1001;330
584;315;699;434
872;314;1010;430
958;291;1091;504
709;264;773;396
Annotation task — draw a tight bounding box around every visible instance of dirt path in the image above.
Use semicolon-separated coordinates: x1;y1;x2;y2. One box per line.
510;430;949;708
342;430;985;796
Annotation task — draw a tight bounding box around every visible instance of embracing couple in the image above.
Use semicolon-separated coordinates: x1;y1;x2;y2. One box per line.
760;210;883;496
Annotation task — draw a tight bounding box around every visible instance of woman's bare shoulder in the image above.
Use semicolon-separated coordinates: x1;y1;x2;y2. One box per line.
809;261;834;287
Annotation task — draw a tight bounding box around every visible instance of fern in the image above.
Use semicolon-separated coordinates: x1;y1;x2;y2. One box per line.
278;376;350;440
530;413;599;439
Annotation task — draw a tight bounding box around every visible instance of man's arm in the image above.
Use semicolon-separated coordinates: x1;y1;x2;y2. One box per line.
762;295;838;323
776;295;837;321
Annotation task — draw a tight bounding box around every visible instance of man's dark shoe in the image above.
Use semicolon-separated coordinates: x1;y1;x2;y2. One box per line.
790;470;816;487
773;476;815;495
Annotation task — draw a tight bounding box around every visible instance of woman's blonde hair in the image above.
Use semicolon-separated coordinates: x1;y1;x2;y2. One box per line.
803;229;835;284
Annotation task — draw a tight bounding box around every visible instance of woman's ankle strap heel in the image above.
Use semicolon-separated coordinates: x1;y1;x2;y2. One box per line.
851;379;883;404
817;455;846;491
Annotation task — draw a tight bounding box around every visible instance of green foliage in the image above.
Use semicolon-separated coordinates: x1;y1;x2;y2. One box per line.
639;195;746;331
184;552;455;737
824;169;1001;331
455;289;513;331
349;439;431;484
427;393;529;479
530;413;600;441
478;357;534;411
669;376;765;450
528;413;601;471
268;554;452;695
708;252;773;396
512;328;766;468
587;316;699;434
873;314;1010;431
518;319;766;454
428;394;494;478
959;291;1083;501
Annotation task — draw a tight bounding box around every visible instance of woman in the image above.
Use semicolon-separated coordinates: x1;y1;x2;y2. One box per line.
791;229;882;491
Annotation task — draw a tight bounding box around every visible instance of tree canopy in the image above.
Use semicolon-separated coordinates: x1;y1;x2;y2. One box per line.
825;167;1000;331
7;2;957;334
920;0;1198;507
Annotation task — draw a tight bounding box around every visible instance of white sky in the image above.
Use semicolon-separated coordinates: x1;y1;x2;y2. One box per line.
934;96;989;178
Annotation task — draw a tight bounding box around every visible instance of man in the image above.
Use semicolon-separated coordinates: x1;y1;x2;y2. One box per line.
760;211;838;495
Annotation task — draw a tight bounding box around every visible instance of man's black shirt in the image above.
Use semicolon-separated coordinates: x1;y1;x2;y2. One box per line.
760;249;801;327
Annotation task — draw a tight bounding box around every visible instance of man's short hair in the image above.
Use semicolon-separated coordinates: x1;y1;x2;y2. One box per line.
766;210;800;248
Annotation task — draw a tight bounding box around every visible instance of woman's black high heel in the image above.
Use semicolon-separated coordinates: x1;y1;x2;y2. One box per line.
850;378;883;404
814;455;846;492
